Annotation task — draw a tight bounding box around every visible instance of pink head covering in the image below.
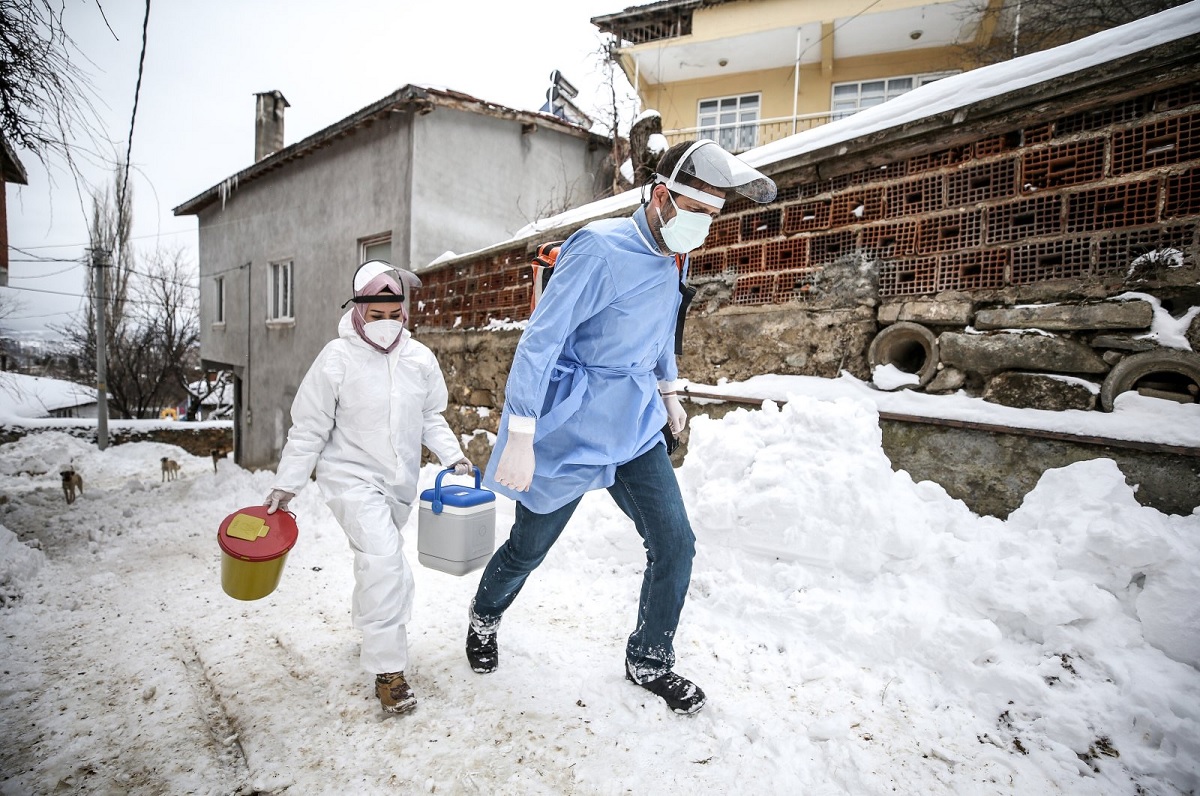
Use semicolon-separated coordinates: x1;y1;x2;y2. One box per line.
351;272;407;353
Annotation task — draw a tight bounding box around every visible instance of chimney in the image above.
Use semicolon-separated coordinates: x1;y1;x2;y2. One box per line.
254;90;290;162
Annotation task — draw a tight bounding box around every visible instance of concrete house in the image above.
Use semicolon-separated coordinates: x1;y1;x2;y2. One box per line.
174;86;611;469
592;0;1057;152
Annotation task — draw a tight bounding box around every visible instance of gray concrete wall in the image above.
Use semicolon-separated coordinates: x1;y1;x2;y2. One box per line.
409;109;605;271
198;112;415;470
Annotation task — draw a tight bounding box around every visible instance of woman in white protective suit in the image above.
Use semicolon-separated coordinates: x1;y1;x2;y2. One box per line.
263;260;471;716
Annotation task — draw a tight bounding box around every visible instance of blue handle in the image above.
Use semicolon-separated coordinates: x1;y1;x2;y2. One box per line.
431;466;482;514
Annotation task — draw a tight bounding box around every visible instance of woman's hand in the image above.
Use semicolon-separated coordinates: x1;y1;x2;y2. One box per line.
264;489;295;515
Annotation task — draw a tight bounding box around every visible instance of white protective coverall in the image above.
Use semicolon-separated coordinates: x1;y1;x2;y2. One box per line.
272;310;464;674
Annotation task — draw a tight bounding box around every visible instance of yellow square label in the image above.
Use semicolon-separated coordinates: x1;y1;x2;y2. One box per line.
227;514;269;542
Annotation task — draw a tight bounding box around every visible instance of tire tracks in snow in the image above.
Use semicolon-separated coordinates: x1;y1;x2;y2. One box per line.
176;629;254;792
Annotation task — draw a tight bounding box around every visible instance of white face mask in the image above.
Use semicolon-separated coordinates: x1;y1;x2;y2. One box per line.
363;319;404;350
656;192;714;253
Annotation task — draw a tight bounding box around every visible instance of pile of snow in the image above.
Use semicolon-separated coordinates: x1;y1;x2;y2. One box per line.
687;371;1200;448
870;362;921;391
0;400;1196;793
0;523;45;604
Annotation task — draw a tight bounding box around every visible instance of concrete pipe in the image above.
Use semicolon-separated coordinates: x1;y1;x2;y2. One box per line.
1100;348;1200;411
867;321;939;389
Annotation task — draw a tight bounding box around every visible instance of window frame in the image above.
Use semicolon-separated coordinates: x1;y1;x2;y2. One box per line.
696;92;762;153
266;259;294;324
359;232;393;265
830;72;959;120
213;275;225;326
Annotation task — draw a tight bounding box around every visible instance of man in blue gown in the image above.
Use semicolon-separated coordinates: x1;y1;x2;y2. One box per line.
467;140;777;714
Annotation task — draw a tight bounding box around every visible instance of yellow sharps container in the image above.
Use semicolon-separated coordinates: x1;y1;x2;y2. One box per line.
217;505;299;600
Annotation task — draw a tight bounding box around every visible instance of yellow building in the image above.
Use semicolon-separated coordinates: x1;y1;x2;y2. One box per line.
592;0;1009;152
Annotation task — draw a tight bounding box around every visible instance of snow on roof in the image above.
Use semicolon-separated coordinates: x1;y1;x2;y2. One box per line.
0;373;97;419
427;2;1200;269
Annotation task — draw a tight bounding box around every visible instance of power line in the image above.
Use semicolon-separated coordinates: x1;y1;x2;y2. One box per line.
9;225;197;250
8;264;82;278
4;309;78;321
2;283;192;308
116;0;152;257
788;0;885;80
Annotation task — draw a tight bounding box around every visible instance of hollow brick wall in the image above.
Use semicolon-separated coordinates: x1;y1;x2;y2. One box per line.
412;81;1200;332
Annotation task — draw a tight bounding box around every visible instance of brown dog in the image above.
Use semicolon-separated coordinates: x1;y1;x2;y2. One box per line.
61;469;83;504
161;457;181;482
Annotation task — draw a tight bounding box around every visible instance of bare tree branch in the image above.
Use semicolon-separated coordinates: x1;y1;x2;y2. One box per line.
960;0;1191;65
0;0;107;168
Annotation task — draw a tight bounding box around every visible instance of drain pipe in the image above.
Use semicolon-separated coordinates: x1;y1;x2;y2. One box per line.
792;28;802;134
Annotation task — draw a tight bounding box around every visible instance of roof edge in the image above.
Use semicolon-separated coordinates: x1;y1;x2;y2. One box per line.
173;85;605;216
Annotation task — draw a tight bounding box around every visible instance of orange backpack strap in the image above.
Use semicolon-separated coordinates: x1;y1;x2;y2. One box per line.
530;241;564;313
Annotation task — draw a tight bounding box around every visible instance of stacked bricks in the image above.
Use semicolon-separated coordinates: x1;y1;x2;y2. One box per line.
411;80;1200;325
412;246;531;330
687;81;1200;306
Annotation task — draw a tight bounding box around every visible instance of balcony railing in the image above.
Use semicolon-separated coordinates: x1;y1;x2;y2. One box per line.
662;112;836;154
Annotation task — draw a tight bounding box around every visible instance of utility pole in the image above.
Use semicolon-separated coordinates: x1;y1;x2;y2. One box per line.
91;247;110;450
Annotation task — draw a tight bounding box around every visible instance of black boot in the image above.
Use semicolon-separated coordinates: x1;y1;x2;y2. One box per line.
466;627;498;673
626;664;707;714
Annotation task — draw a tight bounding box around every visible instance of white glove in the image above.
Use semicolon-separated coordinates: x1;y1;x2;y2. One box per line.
662;392;687;436
452;457;474;476
494;428;535;492
264;489;295;515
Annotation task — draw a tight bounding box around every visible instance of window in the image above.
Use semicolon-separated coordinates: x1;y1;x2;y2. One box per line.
268;260;293;321
214;276;225;324
698;94;760;153
831;73;958;120
360;233;392;264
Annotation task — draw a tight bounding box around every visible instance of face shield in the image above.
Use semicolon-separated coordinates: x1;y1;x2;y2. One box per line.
655;139;778;206
341;260;422;308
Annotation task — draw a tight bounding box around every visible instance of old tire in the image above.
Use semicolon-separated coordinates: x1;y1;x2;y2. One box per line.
868;321;939;389
1100;348;1200;411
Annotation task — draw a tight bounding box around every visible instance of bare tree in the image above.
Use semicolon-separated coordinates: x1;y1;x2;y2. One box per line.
62;168;205;419
964;0;1192;64
100;246;198;419
0;0;105;168
0;292;24;325
583;38;638;198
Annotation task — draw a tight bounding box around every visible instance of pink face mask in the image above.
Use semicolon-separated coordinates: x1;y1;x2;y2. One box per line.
351;273;407;353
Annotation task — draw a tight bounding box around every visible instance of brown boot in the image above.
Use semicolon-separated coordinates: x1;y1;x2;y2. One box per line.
375;671;417;715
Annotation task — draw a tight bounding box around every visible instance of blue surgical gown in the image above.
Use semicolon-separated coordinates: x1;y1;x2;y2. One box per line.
484;205;683;513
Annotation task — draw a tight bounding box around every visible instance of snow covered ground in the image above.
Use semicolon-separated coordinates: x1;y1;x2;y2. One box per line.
0;393;1197;795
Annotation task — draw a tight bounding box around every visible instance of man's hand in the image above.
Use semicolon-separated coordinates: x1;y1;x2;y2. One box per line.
662;392;687;436
452;457;475;477
495;429;535;492
264;489;295;515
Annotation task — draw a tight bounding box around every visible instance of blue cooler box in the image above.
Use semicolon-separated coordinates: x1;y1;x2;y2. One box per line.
418;468;496;576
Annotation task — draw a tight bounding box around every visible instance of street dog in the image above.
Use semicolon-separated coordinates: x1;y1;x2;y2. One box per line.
61;469;83;504
161;457;181;482
210;448;224;473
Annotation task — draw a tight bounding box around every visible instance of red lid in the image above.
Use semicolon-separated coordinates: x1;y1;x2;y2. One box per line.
217;505;299;562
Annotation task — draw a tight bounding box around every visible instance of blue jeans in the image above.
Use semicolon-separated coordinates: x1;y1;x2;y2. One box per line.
471;443;696;681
